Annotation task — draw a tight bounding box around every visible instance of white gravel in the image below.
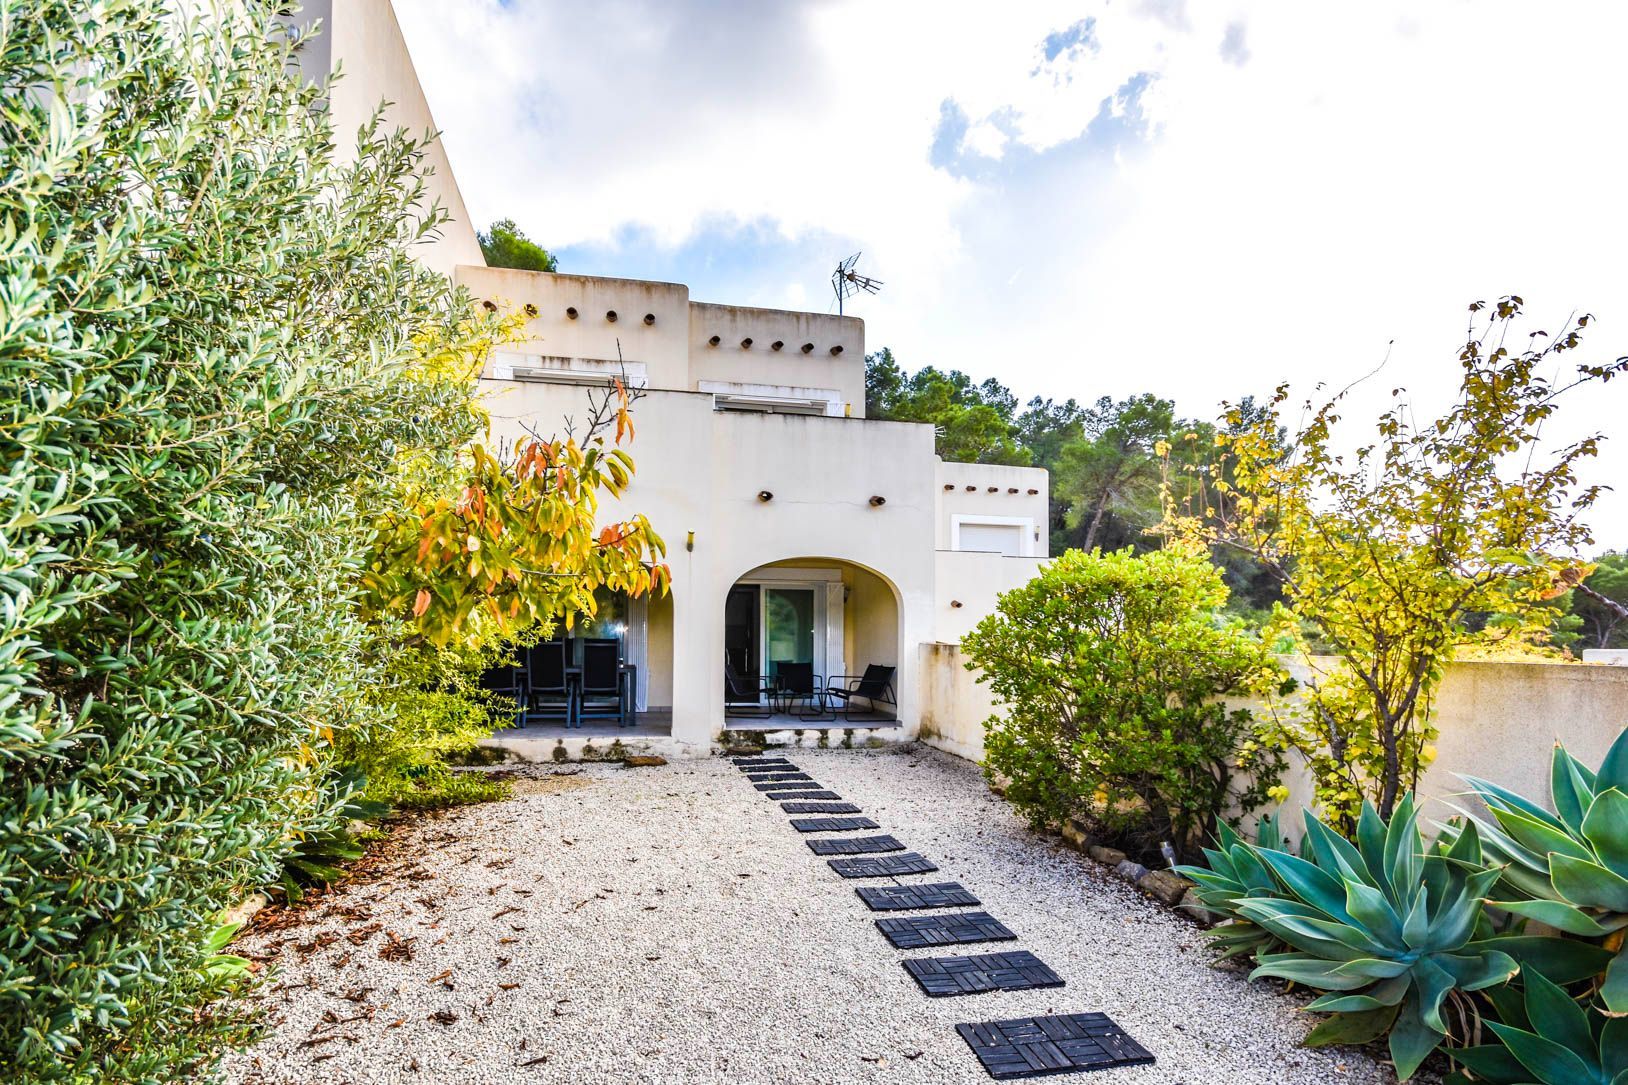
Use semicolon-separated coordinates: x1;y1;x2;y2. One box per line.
219;746;1405;1085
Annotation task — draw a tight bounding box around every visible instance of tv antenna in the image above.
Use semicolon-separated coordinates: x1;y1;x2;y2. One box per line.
832;252;883;315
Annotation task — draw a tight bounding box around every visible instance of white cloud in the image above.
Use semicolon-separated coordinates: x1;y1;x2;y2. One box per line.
395;0;1628;547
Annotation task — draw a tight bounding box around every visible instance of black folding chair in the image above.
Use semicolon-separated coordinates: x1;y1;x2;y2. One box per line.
771;660;826;718
724;660;773;718
824;664;897;720
576;639;627;727
524;639;574;726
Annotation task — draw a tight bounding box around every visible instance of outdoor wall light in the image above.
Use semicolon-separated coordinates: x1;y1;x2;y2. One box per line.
741;337;754;348
950;599;964;608
643;312;656;325
771;340;784;351
757;490;774;502
605;310;618;322
523;303;539;318
566;306;579;319
686;530;695;552
801;342;814;353
869;495;886;506
708;335;721;346
829;345;844;356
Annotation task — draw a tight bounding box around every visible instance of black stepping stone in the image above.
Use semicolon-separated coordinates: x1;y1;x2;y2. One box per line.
857;883;983;911
753;780;823;791
955;1013;1155;1079
903;951;1063;998
768;790;841;801
875;910;1014;948
829;853;939;879
746;772;811;783
790;817;879;833
782;801;861;814
733;758;795;768
806;835;905;856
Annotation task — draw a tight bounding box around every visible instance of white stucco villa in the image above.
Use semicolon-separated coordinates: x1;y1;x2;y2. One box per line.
302;2;1048;755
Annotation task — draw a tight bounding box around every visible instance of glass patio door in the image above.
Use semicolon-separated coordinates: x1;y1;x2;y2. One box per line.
763;587;816;688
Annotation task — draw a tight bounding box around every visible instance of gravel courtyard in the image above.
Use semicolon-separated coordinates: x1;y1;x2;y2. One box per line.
221;746;1401;1085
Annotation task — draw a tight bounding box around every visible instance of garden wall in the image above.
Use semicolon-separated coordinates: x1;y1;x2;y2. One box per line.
918;645;1628;825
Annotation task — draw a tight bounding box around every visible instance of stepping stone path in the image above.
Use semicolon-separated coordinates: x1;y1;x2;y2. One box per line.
728;755;1154;1078
828;853;940;879
789;816;879;833
904;951;1064;998
857;882;983;911
805;834;905;856
876;910;1015;949
956;1015;1156;1079
780;801;862;814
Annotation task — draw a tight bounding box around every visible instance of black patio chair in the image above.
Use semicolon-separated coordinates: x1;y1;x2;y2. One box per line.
576;638;627;727
478;656;526;729
524;639;574;726
771;660;826;718
825;664;897;721
724;660;773;718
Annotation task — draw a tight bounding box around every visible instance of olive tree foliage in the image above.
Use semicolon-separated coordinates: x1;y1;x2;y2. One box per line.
1164;298;1627;830
0;2;508;1079
963;547;1287;863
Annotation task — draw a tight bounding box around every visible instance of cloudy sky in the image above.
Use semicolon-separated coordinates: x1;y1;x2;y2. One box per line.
394;0;1628;550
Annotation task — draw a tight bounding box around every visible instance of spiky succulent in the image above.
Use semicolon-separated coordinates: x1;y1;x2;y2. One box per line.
1444;728;1628;1012
1233;796;1518;1081
1448;971;1627;1085
1175;815;1288;961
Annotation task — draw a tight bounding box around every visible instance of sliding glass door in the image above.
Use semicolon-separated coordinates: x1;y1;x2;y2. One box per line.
763;587;815;686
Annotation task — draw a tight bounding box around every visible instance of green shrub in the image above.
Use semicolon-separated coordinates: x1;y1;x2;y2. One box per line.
0;3;495;1079
964;546;1286;861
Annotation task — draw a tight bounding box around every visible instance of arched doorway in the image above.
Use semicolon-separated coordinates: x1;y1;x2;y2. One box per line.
723;558;901;724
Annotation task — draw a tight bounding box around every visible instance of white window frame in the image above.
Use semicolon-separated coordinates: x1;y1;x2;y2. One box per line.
950;514;1036;557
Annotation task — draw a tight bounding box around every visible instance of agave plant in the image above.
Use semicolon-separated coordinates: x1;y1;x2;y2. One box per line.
1447;970;1627;1085
1444;729;1628;1012
1232;795;1517;1081
1175;815;1288;961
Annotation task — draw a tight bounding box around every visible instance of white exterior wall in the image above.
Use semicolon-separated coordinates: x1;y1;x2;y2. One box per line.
480;380;941;748
298;0;485;277
934;460;1050;555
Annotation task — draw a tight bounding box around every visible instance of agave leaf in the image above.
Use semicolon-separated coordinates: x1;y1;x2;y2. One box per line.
1235;901;1388;960
1400;887;1432;950
1444;816;1485;866
1552;854;1628;913
1476;935;1617;984
1523;967;1595;1062
1303;1004;1400;1048
1448;1043;1531;1082
1251;953;1380;991
1602;1016;1628;1078
1602;953;1628;1016
1486;1021;1597;1085
1555;744;1597;835
1462;773;1570;831
1583;789;1628;881
1343;878;1405;945
1303;810;1369;883
1414;956;1457;1034
1257;813;1285;853
1494;897;1625;937
1433;949;1519;992
1328;957;1413;980
1598;729;1628;794
1491;803;1596;865
1357;801;1393;899
1306;974;1411;1012
1389;991;1446;1082
1385;795;1425;908
1254;848;1358;926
